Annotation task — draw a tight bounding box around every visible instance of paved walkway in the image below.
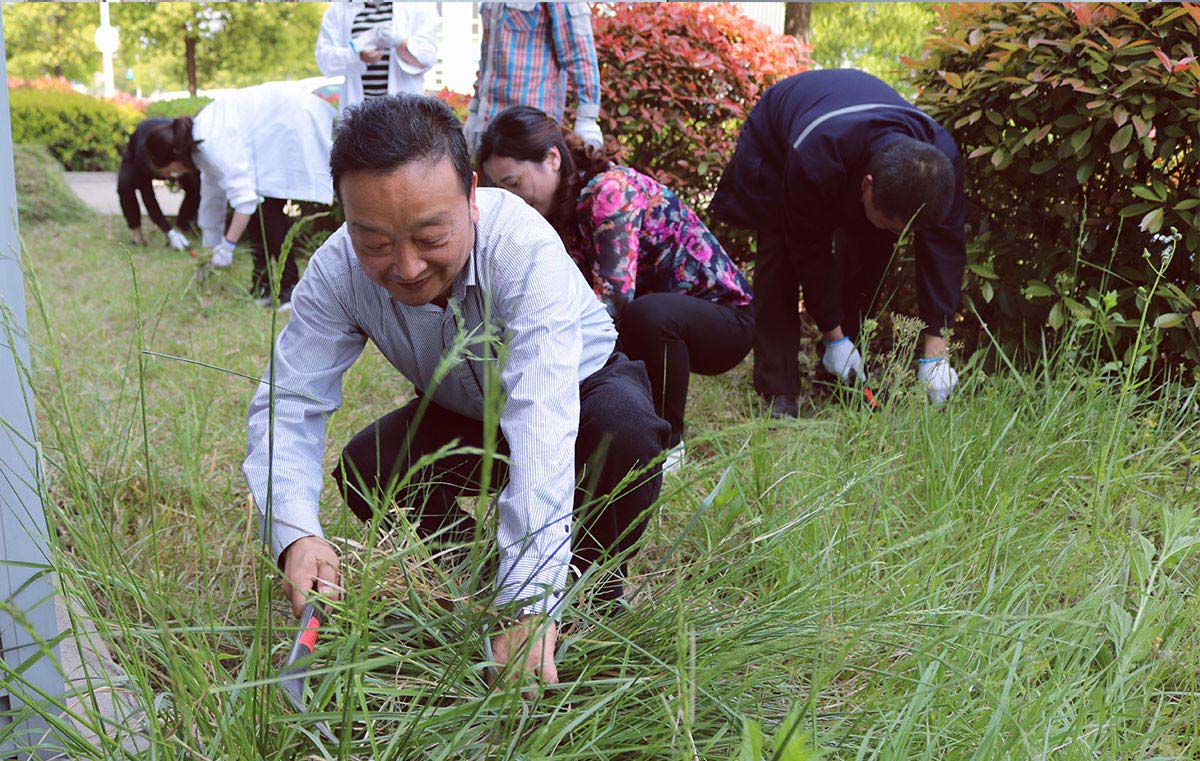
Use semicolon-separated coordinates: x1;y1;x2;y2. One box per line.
64;171;184;217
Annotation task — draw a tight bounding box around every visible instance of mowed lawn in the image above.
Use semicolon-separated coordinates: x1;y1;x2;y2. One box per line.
16;210;1200;759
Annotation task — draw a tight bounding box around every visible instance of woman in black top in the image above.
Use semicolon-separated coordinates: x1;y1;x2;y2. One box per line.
117;117;200;249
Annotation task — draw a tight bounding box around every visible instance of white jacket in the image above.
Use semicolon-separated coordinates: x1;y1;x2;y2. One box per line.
315;2;440;114
192;83;336;246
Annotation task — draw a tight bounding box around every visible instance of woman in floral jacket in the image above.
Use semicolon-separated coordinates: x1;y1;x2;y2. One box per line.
479;106;754;470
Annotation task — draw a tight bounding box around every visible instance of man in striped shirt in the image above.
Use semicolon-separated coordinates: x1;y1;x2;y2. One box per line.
463;2;603;154
244;95;667;692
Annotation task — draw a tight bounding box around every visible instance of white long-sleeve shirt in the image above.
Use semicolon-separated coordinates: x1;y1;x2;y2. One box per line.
315;2;440;114
243;189;616;615
192;84;335;246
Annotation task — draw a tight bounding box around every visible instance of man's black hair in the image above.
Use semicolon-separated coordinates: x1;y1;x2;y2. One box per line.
866;136;955;230
330;94;473;195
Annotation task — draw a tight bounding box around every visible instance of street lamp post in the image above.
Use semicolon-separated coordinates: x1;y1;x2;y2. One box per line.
0;9;67;759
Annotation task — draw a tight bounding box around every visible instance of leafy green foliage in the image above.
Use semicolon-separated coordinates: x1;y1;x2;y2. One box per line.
13;143;89;225
2;3;100;83
9;88;142;171
2;2;324;95
811;3;940;97
145;95;214;119
593;2;809;262
909;2;1200;371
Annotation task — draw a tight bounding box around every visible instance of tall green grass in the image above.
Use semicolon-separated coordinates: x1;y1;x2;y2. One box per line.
2;214;1198;759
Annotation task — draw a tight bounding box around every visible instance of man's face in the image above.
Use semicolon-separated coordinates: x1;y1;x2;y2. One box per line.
340;157;479;307
860;174;907;236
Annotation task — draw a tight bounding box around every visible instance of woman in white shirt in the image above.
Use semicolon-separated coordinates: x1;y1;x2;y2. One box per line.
315;2;440;113
148;83;336;309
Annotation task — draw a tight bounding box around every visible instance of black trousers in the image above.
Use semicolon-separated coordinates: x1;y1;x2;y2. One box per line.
332;353;670;601
753;226;895;398
117;161;200;233
616;293;754;448
246;197;300;302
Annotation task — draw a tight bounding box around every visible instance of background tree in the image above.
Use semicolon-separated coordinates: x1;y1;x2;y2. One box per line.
810;3;940;96
3;3;100;83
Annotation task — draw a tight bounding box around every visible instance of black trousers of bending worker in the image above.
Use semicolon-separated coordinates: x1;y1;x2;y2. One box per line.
332;353;670;604
117;163;200;234
616;293;754;449
753;224;896;399
246;197;301;303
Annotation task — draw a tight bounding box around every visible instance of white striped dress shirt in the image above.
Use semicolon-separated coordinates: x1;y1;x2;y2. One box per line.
243;189;617;615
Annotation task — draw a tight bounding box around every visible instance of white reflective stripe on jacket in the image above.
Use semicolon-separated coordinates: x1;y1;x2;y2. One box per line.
315;2;441;114
192;83;336;247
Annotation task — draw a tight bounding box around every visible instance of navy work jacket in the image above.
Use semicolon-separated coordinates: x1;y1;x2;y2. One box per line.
712;69;966;334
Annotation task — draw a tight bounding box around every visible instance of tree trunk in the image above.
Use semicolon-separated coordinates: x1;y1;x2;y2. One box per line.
185;35;198;96
784;2;812;46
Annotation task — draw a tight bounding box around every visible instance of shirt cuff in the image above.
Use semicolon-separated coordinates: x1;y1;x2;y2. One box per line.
576;102;600;120
494;553;569;619
260;500;325;564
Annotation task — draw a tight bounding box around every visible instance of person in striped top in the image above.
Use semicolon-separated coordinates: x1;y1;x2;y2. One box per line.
462;2;603;155
316;2;440;113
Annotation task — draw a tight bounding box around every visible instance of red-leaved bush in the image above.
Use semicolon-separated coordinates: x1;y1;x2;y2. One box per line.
593;3;809;261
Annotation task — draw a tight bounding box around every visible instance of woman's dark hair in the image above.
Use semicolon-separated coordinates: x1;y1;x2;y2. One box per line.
866;135;955;230
477;105;616;251
143;116;199;173
330;94;472;196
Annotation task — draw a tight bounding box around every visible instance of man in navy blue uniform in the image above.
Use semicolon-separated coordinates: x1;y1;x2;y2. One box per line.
712;69;965;418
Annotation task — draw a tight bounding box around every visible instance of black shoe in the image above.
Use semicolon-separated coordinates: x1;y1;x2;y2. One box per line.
767;395;798;420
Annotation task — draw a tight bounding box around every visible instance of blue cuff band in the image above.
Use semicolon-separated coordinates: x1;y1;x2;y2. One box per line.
917;357;941;364
223;237;238;247
348;39;357;53
823;337;850;346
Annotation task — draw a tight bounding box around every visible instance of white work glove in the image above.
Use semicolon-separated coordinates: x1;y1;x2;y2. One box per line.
374;24;400;51
351;30;378;54
210;238;236;269
821;337;863;384
573;115;603;149
917;357;958;404
166;228;189;252
463;102;483;155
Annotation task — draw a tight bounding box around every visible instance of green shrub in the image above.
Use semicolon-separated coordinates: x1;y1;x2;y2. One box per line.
146;95;213;120
14;143;89;225
908;3;1200;371
593;2;809;262
10;89;142;172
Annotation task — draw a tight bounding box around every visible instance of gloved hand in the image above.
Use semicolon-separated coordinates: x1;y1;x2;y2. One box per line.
374;24;400;51
166;228;189;252
821;337;863;384
573;115;603;149
351;30;378;54
210;238;236;269
917;357;958;404
463;102;483;155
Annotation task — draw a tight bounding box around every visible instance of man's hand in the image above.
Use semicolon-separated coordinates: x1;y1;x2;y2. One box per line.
573;115;604;150
917;357;958;404
280;536;341;618
821;336;864;384
489;616;558;699
358;49;384;64
210;238;236;268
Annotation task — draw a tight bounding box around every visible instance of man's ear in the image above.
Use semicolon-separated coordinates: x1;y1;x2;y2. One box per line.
469;171;480;224
861;174;874;199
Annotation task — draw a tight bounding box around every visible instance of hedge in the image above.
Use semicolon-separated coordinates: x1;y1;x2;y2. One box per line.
146;96;214;120
909;2;1200;371
593;2;808;263
10;89;142;172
